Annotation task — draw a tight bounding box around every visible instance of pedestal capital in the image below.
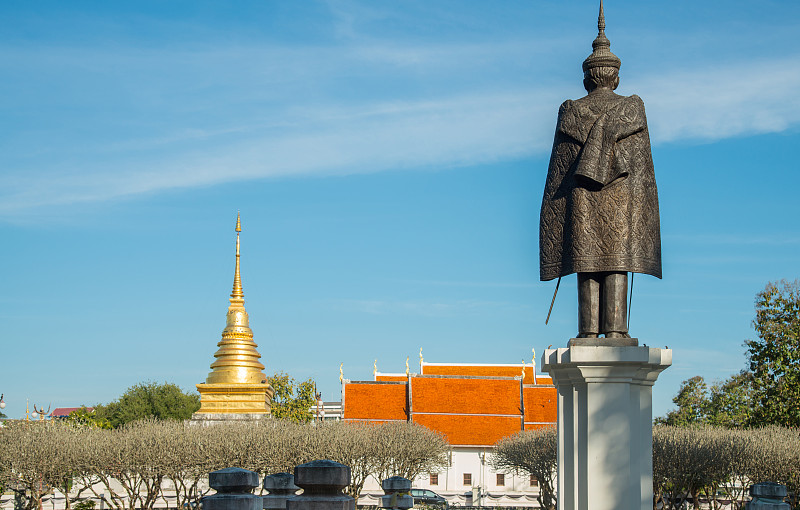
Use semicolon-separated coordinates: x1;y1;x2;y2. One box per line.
542;343;671;386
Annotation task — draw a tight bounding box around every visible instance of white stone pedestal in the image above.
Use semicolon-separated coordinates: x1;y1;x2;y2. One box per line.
542;340;671;510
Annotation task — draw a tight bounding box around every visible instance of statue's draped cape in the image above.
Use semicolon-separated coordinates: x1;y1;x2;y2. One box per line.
539;93;662;281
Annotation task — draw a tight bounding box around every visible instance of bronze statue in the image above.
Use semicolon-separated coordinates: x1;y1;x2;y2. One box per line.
540;1;661;339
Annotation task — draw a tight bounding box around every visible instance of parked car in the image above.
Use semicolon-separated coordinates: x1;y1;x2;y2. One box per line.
410;489;448;509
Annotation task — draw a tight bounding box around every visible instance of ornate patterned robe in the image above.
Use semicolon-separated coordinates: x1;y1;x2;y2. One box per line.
539;92;661;281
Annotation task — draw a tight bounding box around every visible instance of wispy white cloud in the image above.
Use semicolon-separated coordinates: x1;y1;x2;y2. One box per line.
0;89;559;215
633;56;800;143
1;30;799;219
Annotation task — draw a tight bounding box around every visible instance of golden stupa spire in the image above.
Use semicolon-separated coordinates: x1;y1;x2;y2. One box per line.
204;212;267;385
231;211;244;301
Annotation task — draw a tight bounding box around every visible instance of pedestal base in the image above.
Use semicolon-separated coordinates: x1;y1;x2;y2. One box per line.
542;340;671;510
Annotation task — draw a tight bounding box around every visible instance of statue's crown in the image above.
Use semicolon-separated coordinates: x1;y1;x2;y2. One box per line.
582;1;621;72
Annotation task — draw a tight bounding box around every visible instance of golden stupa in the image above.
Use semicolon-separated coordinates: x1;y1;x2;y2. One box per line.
193;213;274;419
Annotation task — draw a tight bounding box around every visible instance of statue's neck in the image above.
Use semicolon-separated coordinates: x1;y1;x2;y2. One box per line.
587;87;617;97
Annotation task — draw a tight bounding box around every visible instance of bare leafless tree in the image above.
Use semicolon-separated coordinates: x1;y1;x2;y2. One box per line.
742;425;800;507
313;422;379;502
0;421;92;510
653;424;800;510
369;422;449;484
159;421;216;510
490;427;557;510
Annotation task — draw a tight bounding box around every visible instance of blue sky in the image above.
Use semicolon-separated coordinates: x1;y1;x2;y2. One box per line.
1;0;799;420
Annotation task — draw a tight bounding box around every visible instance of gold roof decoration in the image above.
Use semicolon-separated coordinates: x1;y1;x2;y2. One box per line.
205;212;268;385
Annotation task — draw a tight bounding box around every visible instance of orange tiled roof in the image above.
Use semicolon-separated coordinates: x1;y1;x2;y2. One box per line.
413;414;522;446
421;363;552;385
523;385;557;424
375;373;408;382
524;423;555;431
411;376;521;415
342;362;558;447
343;382;407;421
531;373;553;385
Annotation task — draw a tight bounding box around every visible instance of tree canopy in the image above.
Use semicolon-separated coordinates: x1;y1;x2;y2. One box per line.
95;381;200;428
268;372;316;423
655;373;754;428
656;376;709;427
658;280;798;428
67;407;112;429
746;279;800;427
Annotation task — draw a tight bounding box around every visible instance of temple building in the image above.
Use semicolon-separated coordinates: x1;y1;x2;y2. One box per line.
191;213;274;424
341;356;557;506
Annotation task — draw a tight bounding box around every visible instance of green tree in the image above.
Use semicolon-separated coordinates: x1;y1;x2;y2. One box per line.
268;372;316;423
746;279;800;427
67;407;112;429
656;376;709;426
706;371;754;428
95;382;200;428
657;372;755;429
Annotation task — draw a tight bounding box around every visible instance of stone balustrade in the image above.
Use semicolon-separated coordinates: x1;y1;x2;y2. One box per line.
287;460;355;510
204;468;262;510
379;476;413;510
747;482;790;510
262;472;300;510
199;463;793;510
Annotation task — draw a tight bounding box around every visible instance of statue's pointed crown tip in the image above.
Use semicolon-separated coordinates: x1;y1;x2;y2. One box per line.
598;0;606;33
582;0;620;72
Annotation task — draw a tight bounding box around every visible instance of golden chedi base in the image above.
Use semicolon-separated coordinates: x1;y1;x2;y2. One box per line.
194;382;275;414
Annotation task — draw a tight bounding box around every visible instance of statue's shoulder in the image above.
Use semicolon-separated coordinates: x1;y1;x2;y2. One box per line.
556;98;593;141
623;94;646;110
558;99;575;115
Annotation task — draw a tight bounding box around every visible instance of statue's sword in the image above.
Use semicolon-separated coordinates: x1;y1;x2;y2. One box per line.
627;272;634;330
545;276;561;325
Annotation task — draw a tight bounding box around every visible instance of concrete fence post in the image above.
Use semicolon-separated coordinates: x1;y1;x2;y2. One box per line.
204;468;262;510
747;482;790;510
263;473;300;510
380;477;413;510
287;460;355;510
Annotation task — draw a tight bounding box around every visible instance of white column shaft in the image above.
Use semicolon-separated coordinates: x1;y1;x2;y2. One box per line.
543;344;671;510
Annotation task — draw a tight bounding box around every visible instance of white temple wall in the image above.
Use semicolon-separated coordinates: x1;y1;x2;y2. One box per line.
358;445;542;507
